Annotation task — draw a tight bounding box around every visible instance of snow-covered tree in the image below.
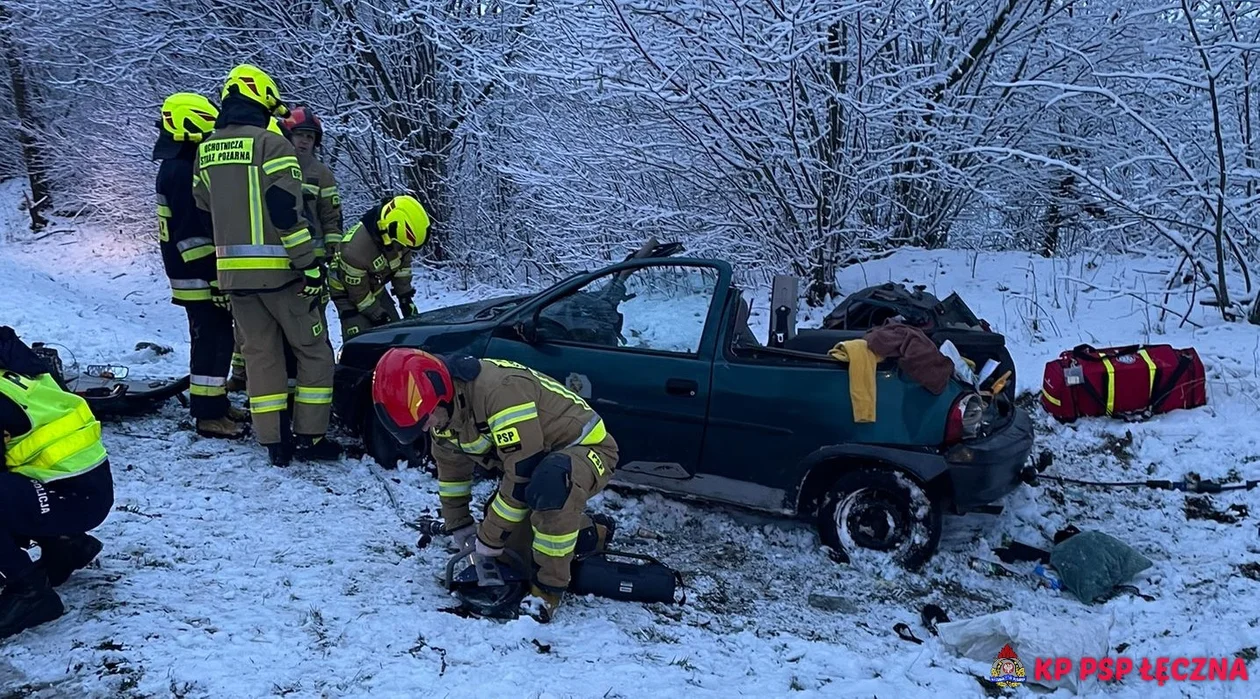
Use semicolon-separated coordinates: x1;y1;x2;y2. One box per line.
0;0;1257;320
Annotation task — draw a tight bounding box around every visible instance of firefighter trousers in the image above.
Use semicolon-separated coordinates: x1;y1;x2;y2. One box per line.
231;333;296;395
230;284;334;445
185;303;235;420
519;444;617;591
231;308;327;386
0;463;113;579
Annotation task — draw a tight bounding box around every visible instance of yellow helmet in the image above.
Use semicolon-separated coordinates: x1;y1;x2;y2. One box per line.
379;195;430;248
221;64;289;117
159;93;218;142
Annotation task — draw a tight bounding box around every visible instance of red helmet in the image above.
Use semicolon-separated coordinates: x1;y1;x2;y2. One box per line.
282;105;323;145
372;348;454;444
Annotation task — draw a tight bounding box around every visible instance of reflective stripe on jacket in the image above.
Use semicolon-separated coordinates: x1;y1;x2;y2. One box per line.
297;153;342;260
0;371;108;483
156;151;217;305
430;358;617;537
192;122;315;292
328;213;414;318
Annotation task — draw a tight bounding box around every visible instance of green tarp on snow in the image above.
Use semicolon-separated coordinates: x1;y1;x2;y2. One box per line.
1051;530;1153;605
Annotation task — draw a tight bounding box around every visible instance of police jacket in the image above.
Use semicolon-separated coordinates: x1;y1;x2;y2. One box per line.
0;326;108;483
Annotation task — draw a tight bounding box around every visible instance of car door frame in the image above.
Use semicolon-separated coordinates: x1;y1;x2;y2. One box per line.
485;257;733;477
488;257;734;362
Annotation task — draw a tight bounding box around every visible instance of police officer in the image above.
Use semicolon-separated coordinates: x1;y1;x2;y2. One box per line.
0;326;113;639
153;92;246;439
371;349;618;622
192;64;341;467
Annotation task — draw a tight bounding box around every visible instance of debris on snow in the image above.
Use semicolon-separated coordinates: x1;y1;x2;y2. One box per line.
3;199;1260;697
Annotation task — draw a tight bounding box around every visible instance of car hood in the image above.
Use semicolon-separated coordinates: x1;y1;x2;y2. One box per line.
395;293;532;327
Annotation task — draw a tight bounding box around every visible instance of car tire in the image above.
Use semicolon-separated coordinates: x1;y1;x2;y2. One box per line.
818;466;943;571
363;410;403;469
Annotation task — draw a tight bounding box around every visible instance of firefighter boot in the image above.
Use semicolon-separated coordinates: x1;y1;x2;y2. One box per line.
294;435;345;462
196;416;247;440
0;567;64;640
267;443;293;468
226;404;249;422
35;534;103;587
268;411;295;467
521;583;565;624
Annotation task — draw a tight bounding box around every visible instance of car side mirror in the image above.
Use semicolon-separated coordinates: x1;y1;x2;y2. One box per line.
514;316;539;344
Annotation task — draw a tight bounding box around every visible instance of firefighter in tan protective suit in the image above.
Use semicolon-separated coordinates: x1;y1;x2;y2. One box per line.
192;64;342;467
371;349;618;622
329;195;429;341
227;106;342;393
281;106;343;261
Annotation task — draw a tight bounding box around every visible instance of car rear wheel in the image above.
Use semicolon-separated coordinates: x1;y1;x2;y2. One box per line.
818;467;942;571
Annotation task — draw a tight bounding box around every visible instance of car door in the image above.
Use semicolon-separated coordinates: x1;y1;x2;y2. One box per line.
483;259;729;480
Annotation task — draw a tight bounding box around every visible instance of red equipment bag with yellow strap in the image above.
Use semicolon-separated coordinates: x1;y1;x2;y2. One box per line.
1040;343;1206;422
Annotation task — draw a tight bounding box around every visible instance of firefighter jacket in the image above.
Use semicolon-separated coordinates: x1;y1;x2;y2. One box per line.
328;204;414;320
297;153;342;260
192;96;316;293
1;368;108;484
431;357;618;544
154;138;218;306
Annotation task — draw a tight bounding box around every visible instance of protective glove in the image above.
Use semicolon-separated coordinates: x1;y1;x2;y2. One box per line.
366;307;392;325
210;281;230;310
475;538;503;557
447;523;477;552
299;265;325;298
398;296;419;319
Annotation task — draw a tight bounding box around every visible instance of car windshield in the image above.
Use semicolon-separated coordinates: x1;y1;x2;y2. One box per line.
537;264;720;354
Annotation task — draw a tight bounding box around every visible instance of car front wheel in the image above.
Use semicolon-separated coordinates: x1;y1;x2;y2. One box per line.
818;467;942;571
362;411;429;470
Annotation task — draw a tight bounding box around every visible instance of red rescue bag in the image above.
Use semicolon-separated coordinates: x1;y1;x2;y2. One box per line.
1040;343;1206;422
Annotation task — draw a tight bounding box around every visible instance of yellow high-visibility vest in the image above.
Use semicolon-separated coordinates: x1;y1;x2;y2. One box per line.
0;370;107;482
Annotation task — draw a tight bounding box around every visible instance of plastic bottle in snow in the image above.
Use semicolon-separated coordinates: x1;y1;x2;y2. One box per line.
1032;564;1062;590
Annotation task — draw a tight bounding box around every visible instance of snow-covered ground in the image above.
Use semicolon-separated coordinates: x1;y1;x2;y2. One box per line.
3;181;1260;697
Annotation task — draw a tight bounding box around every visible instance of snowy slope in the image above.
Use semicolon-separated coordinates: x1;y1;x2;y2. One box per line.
3;183;1260;698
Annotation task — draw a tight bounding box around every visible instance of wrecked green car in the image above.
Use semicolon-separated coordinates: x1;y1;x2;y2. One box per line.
333;244;1035;568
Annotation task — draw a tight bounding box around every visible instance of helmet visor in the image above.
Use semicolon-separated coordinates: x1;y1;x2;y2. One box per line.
374;400;430;445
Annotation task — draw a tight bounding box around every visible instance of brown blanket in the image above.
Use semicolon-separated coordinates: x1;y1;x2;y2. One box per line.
864;323;952;395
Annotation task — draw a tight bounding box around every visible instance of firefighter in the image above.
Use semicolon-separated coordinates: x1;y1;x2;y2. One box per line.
152;92;246;439
329;195;429;341
0;326;113;640
192;64;342;467
371;349;619;622
281;106;343;261
229;108;341;395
